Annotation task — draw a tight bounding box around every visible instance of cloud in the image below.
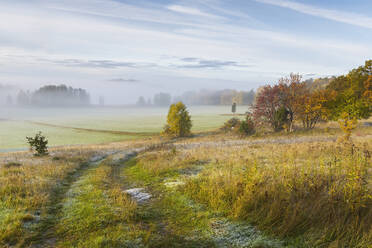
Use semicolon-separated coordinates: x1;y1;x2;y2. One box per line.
166;5;220;19
107;78;140;83
39;58;156;69
177;57;249;69
255;0;372;29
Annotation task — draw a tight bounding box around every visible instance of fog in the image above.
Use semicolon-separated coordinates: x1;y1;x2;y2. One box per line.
0;80;258;108
1;0;366;107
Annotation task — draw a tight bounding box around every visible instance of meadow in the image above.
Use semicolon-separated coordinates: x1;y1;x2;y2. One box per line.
0;105;247;151
0;119;371;247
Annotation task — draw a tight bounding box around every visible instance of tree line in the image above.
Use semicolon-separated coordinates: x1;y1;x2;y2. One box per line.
165;60;371;139
253;60;371;136
136;89;255;107
16;84;90;107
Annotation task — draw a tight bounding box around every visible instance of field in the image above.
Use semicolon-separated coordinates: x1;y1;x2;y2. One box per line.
0;115;371;247
0;105;247;151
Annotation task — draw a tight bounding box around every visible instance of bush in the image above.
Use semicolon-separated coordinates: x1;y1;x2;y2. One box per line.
239;115;255;136
26;132;49;156
221;118;241;133
221;116;255;136
273;106;289;131
163;102;192;137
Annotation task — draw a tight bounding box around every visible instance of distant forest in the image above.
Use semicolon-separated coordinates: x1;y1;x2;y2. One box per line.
137;89;256;107
137;80;336;107
16;85;90;107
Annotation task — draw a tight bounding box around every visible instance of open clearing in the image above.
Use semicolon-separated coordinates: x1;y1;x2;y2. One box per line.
0;124;371;247
0;106;247;150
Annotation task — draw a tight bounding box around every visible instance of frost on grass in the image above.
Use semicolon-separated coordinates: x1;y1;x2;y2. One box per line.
124;188;151;203
164;180;185;188
210;219;284;248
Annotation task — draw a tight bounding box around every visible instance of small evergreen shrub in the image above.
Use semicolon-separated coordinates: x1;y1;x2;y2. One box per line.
163;102;192;137
221;118;241;133
26;132;49;156
239;115;255;136
273;106;289;131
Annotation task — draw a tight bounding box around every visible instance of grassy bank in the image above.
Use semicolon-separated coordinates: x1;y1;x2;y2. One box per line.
0;123;371;247
138;137;371;247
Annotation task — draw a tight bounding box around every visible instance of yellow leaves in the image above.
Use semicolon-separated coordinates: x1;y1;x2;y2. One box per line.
338;112;358;142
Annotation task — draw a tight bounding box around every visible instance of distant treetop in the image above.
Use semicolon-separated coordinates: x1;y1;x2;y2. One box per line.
17;84;90;107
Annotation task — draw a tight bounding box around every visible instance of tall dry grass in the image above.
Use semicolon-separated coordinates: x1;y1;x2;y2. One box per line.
135;134;372;247
179;140;372;247
0;148;100;246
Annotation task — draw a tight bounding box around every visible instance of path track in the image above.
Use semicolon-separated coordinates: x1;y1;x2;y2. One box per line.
23;150;140;248
19;134;339;247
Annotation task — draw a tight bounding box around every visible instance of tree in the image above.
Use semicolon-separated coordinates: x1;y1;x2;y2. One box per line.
163;102;192;137
136;96;146;106
99;96;105;106
278;73;306;131
231;102;237;114
19;84;91;107
153;93;171;106
17;90;30;106
26;132;49;156
297;89;328;129
253;84;284;131
325;60;371;120
323;60;372;140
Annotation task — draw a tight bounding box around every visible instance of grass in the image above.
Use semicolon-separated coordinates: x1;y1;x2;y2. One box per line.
178;141;372;247
0;149;95;246
55;159;139;247
122;149;286;247
0;105;243;149
0;120;140;150
0;119;371;247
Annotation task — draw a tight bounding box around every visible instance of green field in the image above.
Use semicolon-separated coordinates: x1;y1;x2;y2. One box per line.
0;106;248;150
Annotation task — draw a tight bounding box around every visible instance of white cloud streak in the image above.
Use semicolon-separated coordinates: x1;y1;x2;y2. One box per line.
0;0;371;104
166;5;221;19
255;0;372;29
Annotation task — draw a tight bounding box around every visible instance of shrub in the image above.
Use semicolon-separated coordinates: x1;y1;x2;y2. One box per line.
221;118;241;133
163;102;192;137
338;112;358;142
26;132;49;156
239;115;255;136
273;106;289;131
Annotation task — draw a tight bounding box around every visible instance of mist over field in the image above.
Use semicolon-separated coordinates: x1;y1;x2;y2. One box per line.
0;0;371;247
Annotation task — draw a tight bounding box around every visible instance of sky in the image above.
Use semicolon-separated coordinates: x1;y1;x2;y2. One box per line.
0;0;371;104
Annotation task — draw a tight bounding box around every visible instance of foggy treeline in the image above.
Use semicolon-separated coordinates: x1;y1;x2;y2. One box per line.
0;84;17;106
137;89;256;107
14;85;90;107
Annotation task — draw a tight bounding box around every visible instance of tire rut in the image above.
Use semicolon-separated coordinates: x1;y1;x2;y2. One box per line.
21;155;109;248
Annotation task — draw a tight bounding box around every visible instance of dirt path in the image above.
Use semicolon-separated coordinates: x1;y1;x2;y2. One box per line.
22;155;107;247
18;135;338;247
22;150;141;248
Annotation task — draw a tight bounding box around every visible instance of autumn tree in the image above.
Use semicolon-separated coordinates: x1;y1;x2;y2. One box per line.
163;102;192;137
324;60;372;140
277;73;308;131
297;89;328;129
253;84;288;131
